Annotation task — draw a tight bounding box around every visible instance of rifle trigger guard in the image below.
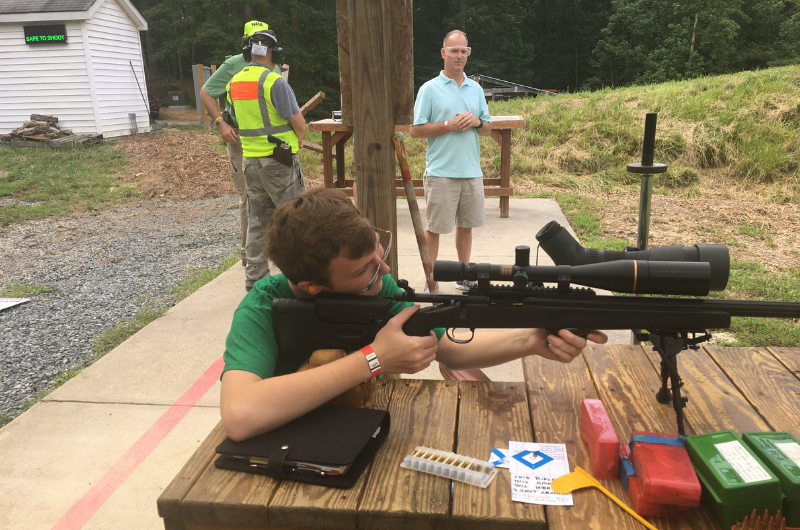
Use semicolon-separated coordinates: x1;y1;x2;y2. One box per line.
446;328;475;344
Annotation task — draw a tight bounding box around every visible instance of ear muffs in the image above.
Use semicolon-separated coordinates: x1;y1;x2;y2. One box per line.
242;36;252;62
271;46;284;66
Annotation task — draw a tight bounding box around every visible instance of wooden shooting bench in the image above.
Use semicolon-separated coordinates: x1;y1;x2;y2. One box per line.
308;115;524;218
158;344;800;530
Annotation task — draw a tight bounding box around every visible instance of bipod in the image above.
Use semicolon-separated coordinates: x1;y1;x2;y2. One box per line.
633;330;710;436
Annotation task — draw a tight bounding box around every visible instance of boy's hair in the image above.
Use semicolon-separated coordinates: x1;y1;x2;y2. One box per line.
267;188;377;285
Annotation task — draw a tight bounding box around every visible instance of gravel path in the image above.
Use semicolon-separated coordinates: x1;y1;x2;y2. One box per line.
0;197;241;421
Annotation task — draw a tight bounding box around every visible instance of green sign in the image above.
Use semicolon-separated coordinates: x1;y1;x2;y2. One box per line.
24;25;68;45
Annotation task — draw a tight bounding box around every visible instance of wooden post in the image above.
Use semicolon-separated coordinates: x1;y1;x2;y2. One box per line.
197;64;211;133
211;64;226;114
390;0;414;125
500;129;511;218
336;0;353;127
348;0;397;278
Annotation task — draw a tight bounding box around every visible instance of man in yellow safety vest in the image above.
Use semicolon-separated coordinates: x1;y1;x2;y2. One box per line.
227;29;307;291
201;20;279;268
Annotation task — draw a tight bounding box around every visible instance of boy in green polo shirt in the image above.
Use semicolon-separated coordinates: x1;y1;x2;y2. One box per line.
220;188;608;441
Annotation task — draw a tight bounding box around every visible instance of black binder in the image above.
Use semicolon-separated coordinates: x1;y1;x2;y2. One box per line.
215;405;390;489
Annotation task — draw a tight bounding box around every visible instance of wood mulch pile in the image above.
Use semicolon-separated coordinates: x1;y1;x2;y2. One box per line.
115;128;234;200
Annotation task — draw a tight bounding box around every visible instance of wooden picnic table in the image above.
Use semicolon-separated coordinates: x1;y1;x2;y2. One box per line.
158;344;800;530
307;115;524;218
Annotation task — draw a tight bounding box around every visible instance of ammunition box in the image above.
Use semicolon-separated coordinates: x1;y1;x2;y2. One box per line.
686;430;782;530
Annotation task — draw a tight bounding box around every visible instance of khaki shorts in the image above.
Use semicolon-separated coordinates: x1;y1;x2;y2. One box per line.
423;176;486;234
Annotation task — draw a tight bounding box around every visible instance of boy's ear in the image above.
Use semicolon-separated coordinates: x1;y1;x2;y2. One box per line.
297;281;319;295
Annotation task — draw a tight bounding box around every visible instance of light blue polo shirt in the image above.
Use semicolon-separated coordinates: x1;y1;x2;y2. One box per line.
413;71;491;179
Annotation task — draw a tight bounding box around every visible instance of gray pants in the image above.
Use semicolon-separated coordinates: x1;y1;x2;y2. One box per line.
243;154;306;288
226;138;247;260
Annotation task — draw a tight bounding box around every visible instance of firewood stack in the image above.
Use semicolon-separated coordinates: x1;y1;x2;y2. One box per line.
0;114;73;143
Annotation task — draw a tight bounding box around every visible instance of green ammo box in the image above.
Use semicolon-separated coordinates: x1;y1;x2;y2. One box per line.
686;430;782;530
742;432;800;527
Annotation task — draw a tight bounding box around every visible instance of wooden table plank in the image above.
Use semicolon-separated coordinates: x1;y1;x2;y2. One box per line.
181;462;276;527
767;347;800;378
524;352;643;530
357;379;459;530
582;345;720;530
157;421;228;530
266;382;395;529
453;382;545;530
641;346;770;434
704;346;800;433
583;345;687;439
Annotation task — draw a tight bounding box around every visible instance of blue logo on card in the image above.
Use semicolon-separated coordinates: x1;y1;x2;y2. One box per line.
512;450;554;471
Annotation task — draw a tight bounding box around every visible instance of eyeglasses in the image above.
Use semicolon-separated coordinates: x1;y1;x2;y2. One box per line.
350;227;392;293
444;46;471;57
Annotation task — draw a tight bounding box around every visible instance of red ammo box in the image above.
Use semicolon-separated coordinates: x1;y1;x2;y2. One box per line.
629;432;702;509
580;399;619;480
628;474;694;517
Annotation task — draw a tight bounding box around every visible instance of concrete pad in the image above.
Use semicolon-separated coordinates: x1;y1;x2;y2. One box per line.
46;265;246;407
0;400;220;530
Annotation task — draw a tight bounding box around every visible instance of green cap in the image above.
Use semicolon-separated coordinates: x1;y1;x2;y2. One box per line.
243;20;269;36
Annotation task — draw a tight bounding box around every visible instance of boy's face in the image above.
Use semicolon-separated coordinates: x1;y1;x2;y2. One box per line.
324;231;390;296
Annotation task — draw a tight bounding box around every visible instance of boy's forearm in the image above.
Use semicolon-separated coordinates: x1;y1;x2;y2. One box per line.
435;329;536;370
221;354;372;441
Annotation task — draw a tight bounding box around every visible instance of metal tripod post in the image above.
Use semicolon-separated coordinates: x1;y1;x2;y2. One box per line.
628;113;668;250
628;114;668;346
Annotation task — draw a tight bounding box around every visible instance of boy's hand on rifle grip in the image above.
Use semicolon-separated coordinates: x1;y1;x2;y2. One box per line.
531;328;608;363
370;305;438;374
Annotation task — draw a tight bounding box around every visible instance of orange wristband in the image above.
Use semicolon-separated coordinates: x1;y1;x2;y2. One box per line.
361;346;381;377
444;120;450;132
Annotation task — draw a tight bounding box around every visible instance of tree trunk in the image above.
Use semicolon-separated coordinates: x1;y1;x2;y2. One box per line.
691;12;699;52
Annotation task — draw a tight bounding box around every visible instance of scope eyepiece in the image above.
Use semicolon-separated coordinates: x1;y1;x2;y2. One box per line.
535;221;729;291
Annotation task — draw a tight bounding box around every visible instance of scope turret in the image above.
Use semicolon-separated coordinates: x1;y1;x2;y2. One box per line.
535;221;729;291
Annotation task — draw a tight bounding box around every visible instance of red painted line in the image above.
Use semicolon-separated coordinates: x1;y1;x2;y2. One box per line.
51;356;224;530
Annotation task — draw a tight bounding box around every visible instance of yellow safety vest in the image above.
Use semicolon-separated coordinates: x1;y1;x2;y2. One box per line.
227;66;298;158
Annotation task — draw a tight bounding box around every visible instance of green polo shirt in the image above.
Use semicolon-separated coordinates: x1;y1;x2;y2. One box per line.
413;71;491;179
223;274;446;379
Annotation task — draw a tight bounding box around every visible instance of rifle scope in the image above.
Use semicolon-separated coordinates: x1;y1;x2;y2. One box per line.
535;221;730;291
434;258;714;296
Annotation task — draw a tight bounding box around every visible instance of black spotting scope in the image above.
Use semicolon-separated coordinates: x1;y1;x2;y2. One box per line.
535;221;730;292
434;256;714;296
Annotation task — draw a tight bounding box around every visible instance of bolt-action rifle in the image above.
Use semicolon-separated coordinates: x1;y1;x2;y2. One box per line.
272;244;800;435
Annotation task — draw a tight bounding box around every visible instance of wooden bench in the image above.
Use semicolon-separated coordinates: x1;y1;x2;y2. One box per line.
158;345;800;530
307;115;524;218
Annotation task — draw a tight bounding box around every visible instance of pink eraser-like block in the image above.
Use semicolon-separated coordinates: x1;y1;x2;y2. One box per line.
580;399;620;480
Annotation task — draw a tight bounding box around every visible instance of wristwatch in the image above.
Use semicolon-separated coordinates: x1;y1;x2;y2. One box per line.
475;118;484;129
214;116;224;127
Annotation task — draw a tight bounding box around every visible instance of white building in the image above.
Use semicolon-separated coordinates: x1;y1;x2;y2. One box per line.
0;0;150;138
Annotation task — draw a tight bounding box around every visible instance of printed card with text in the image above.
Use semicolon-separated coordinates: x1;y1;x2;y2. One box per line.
508;441;573;506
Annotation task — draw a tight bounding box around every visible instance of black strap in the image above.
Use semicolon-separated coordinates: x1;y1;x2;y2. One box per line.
267;444;292;478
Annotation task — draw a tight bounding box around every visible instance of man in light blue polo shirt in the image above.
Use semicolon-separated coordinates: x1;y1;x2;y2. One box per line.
410;30;492;291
